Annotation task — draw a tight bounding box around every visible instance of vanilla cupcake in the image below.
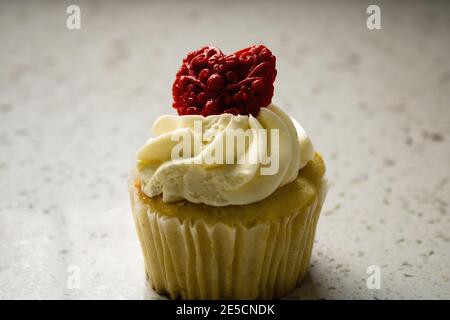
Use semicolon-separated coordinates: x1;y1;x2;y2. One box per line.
130;45;327;299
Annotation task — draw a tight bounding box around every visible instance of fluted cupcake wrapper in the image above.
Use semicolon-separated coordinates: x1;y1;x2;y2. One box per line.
130;180;327;300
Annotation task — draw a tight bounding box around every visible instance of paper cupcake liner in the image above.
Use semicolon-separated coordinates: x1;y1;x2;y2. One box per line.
130;179;327;300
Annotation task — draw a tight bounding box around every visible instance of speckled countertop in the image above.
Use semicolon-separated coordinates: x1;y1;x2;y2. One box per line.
1;0;449;300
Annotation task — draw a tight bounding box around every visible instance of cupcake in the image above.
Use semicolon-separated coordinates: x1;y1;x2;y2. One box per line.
130;45;327;299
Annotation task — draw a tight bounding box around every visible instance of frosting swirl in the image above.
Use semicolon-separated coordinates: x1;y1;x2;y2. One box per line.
136;104;313;206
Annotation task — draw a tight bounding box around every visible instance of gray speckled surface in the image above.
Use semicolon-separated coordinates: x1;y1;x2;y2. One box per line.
0;0;449;299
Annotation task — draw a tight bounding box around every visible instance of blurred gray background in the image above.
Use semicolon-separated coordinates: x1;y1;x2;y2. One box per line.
0;0;449;299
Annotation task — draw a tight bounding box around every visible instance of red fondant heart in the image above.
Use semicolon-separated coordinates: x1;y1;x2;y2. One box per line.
172;45;277;116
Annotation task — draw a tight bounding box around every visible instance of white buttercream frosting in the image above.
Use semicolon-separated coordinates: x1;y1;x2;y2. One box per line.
136;104;314;206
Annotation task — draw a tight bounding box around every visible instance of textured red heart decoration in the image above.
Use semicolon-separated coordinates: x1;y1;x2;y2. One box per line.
172;45;277;116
